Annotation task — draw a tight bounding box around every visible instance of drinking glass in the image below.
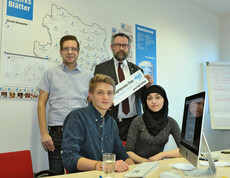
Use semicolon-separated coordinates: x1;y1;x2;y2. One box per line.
103;153;116;178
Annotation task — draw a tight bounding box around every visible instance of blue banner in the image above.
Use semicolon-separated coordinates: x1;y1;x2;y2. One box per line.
135;24;156;84
7;0;34;21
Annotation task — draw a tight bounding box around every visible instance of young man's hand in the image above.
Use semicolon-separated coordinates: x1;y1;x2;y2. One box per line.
115;160;129;172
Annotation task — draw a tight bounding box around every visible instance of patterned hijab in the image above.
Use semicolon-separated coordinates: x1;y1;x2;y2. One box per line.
143;85;169;136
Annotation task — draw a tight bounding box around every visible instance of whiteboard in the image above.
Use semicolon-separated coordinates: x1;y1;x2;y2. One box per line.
206;62;230;129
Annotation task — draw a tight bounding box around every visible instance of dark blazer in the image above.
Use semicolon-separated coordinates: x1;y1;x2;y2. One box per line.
94;59;145;120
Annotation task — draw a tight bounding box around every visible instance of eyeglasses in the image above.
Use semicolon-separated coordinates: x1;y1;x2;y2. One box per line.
62;47;79;52
113;43;130;49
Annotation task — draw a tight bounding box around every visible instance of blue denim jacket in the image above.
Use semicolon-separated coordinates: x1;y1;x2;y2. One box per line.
62;102;129;173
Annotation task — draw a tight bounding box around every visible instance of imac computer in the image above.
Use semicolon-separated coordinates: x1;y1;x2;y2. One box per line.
179;92;216;176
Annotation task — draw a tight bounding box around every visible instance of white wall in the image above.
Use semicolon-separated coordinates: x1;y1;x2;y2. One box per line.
220;13;230;61
0;0;230;172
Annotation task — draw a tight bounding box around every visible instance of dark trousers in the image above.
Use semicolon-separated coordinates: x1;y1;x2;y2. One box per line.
116;116;137;141
48;129;64;175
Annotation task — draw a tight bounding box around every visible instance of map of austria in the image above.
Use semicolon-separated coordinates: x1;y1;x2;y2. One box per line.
33;4;110;70
2;1;134;89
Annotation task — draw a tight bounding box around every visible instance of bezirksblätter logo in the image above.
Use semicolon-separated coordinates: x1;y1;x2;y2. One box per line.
7;0;33;21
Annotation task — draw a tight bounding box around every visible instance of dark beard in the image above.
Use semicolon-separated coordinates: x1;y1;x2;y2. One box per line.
114;51;128;61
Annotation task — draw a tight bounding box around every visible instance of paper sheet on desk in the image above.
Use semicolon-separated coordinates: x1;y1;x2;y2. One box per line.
170;163;195;171
113;70;148;106
200;161;230;167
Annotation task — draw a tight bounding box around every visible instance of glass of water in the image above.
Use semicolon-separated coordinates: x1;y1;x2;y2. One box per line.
103;153;116;178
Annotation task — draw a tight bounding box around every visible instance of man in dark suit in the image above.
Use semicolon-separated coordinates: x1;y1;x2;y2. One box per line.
94;33;153;141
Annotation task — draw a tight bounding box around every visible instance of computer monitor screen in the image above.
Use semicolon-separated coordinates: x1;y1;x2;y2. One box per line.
179;92;205;168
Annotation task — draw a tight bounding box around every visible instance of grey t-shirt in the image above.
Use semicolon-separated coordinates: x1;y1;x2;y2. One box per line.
125;115;181;159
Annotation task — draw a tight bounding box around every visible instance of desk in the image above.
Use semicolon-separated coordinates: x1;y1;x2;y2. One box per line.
51;150;230;178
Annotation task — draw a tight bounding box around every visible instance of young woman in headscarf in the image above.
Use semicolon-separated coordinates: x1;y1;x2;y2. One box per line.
125;85;182;163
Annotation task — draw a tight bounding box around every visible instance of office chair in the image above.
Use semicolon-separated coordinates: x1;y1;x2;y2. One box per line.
0;150;58;178
123;141;127;147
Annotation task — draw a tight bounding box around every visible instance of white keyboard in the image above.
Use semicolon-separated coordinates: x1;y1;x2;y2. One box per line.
124;162;159;178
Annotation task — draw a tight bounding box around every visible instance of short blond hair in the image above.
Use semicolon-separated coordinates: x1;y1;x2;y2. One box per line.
89;74;115;93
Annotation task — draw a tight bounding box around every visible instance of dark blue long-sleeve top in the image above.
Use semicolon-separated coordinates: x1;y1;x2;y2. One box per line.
62;102;129;173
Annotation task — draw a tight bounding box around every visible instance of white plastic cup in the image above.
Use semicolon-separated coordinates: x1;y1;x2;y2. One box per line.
103;153;116;178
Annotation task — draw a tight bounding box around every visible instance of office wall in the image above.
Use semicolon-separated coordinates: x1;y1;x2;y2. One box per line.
0;0;229;172
220;13;230;61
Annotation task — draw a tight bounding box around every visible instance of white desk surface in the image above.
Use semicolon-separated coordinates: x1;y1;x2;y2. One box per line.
51;150;230;178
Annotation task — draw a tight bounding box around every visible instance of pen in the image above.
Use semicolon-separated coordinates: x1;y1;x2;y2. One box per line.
221;150;230;154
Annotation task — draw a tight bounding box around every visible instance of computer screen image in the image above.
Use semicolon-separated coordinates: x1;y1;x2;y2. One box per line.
179;92;216;176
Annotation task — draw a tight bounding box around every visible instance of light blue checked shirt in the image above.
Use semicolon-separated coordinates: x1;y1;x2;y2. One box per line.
38;63;93;126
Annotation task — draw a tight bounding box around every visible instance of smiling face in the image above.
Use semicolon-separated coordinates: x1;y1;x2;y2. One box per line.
60;40;79;67
89;82;114;115
146;93;164;112
111;36;130;61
